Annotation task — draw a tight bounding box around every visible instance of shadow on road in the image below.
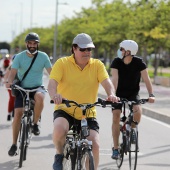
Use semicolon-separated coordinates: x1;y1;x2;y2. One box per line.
31;133;52;142
0;124;11;130
0;159;20;170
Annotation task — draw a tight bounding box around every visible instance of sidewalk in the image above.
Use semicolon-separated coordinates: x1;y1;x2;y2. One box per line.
98;82;170;125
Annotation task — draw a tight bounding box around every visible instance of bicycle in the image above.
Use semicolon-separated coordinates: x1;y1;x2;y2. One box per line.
11;84;42;168
51;98;118;170
114;98;148;170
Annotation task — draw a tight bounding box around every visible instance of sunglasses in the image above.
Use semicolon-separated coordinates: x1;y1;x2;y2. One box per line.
120;47;125;51
79;48;92;52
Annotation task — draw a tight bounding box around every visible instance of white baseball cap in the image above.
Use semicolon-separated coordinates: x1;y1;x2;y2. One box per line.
72;33;95;48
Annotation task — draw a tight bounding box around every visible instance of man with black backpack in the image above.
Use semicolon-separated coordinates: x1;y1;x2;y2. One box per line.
6;32;52;156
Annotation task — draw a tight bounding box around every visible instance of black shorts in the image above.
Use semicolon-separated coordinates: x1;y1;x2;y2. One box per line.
53;110;99;133
14;86;46;108
14;91;35;108
113;94;140;111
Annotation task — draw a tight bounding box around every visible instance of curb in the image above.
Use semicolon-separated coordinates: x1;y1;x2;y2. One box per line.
142;107;170;125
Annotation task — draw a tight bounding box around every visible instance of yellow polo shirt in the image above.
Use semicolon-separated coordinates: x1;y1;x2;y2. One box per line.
50;55;109;120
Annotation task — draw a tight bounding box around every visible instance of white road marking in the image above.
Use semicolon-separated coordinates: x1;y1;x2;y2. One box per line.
142;115;170;128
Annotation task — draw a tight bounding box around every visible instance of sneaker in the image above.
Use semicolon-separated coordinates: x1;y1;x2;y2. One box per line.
8;144;17;156
7;114;11;121
32;124;40;136
53;154;63;170
111;149;119;160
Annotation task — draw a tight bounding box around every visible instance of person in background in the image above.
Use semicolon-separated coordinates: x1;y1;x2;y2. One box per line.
48;33;119;170
3;56;10;71
110;40;155;159
6;32;52;156
3;55;18;121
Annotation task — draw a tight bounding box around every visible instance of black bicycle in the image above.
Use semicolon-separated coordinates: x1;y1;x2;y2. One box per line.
115;98;148;170
11;84;41;168
51;98;118;170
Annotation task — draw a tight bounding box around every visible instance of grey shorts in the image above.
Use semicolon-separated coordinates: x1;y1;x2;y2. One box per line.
14;86;46;108
53;110;99;133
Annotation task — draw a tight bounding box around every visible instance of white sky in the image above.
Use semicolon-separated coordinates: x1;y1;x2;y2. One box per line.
0;0;97;43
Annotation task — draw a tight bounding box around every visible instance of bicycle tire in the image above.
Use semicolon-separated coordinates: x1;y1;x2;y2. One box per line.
81;148;95;170
63;140;77;170
19;117;27;168
24;118;32;161
129;129;138;170
116;131;125;168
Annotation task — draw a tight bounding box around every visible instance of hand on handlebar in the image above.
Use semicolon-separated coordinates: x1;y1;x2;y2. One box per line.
106;94;119;103
51;94;63;104
148;96;155;103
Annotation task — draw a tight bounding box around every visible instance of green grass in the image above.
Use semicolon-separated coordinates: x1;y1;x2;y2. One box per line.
148;70;170;78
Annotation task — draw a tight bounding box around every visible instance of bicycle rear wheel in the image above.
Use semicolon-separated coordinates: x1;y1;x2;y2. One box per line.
129;129;138;170
63;141;77;170
19;117;27;168
116;130;125;168
81;148;95;170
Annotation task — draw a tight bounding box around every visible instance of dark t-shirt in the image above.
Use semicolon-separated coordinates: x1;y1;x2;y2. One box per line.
110;56;147;97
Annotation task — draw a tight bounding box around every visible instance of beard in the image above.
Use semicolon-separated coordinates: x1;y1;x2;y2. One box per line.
27;46;37;53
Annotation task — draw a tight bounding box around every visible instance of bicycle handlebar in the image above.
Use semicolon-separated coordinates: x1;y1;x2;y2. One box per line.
50;97;119;109
11;84;40;93
120;98;148;105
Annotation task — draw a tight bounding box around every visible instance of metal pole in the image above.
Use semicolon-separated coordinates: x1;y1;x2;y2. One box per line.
53;0;58;63
30;0;33;31
19;3;23;51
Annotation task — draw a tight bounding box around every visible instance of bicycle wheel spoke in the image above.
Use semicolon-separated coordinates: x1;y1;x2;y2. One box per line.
129;129;138;170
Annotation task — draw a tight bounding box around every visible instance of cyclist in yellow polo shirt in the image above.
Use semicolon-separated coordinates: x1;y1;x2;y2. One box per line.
48;33;119;170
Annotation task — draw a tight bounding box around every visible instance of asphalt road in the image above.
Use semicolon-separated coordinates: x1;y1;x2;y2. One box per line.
0;77;170;170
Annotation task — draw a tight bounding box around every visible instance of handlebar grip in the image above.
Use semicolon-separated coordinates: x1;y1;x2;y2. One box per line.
98;97;119;107
140;98;149;104
50;99;71;107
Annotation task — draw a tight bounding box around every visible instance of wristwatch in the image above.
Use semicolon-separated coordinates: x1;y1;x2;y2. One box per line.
149;93;155;97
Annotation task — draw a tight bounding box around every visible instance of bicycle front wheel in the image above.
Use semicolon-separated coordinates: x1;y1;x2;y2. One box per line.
116;132;125;168
81;148;95;170
129;129;138;170
24;118;32;161
19;117;27;168
62;141;77;170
